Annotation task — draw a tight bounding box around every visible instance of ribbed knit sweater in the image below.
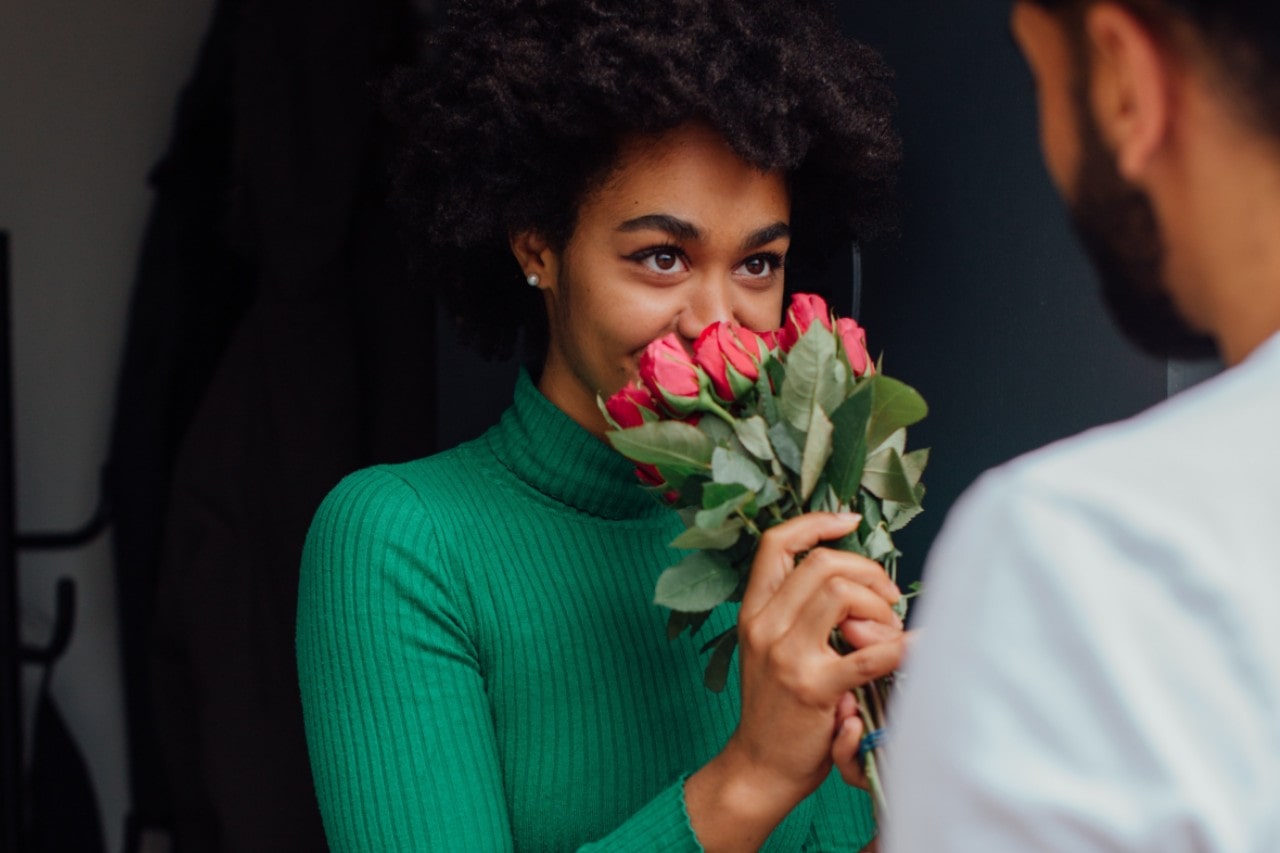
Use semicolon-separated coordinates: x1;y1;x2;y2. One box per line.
297;370;877;851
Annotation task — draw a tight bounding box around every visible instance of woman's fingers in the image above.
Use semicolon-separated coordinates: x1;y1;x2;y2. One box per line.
780;567;900;651
832;714;868;788
826;635;906;691
741;513;863;618
761;547;900;632
838;618;902;650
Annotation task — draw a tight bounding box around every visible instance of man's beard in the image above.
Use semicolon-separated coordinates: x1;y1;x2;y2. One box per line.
1068;106;1218;360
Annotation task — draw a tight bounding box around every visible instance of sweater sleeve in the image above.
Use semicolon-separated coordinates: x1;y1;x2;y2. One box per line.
297;466;707;851
297;466;515;851
804;769;878;851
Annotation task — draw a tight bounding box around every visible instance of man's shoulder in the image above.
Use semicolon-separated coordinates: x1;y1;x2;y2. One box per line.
935;340;1280;601
1002;342;1278;510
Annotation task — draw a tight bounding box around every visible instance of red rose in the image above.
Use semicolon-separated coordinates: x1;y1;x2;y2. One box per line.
638;333;704;414
636;462;665;487
605;380;660;429
777;293;833;352
835;317;875;377
693;322;770;402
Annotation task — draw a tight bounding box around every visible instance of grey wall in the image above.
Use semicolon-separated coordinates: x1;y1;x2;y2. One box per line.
1;2;215;850
841;2;1172;588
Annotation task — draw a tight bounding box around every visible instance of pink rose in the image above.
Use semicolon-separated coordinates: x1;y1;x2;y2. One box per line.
776;293;833;352
605;380;660;429
638;333;704;414
635;462;665;487
835;317;875;377
693;322;770;402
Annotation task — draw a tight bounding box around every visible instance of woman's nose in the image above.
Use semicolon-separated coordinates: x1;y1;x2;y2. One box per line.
676;278;733;342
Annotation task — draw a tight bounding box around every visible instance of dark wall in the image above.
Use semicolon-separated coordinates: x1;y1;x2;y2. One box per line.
432;3;1177;590
841;2;1168;588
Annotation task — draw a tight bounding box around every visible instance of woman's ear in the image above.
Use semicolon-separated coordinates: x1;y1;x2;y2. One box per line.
510;230;558;290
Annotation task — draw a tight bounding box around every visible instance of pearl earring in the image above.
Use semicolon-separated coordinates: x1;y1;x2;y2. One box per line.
527;273;541;288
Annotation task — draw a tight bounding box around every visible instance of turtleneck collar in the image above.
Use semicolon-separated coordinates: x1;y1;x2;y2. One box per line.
485;369;669;521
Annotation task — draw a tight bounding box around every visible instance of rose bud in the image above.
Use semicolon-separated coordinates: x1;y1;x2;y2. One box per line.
835;317;875;377
638;333;705;414
605;380;660;429
776;292;834;352
694;322;770;402
636;462;665;487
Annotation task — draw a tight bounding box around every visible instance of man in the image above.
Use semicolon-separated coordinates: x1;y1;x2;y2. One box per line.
884;1;1280;850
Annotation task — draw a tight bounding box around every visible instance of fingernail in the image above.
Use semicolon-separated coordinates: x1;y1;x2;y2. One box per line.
837;512;862;524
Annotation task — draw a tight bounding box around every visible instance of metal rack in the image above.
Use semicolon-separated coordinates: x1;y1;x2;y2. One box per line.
1;230;109;851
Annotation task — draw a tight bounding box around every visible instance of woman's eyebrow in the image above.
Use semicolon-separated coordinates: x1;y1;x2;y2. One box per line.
616;215;791;252
616;214;701;241
742;222;791;251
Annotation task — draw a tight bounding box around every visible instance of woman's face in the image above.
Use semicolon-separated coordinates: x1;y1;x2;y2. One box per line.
519;122;791;437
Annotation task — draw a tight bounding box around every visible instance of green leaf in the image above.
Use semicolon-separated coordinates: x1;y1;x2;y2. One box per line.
831;530;869;558
779;326;839;431
826;390;872;503
712;447;769;493
700;416;736;447
696;485;754;529
860;375;928;450
767;420;803;474
667;609;712;641
703;629;739;693
859;494;883;530
608;421;715;472
699;625;733;654
864;524;898;564
902;448;930;487
862;447;919;503
871;428;906;456
701;481;749;511
734;416;775;462
654;552;739;613
884;498;924;533
764;357;787;393
800;403;834;503
756;371;780;424
809;484;841;514
671;520;745;550
756;476;783;509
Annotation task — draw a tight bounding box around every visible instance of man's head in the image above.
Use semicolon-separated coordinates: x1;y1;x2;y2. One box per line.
1012;0;1280;360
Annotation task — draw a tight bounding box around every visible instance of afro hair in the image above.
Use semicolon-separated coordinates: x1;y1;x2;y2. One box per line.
387;0;901;359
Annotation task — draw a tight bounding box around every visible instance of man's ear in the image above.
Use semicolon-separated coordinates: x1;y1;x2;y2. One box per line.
510;230;559;291
1083;2;1174;180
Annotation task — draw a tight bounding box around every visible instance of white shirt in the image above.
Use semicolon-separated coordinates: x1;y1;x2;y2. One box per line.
884;332;1280;852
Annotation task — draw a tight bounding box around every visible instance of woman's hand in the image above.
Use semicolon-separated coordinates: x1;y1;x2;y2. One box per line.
685;512;905;851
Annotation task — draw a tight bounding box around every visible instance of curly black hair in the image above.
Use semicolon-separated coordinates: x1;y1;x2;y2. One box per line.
387;0;901;360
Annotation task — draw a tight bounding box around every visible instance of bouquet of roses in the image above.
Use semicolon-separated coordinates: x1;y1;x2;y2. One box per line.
602;292;927;817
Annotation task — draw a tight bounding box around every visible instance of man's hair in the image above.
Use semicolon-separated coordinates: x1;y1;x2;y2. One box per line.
1022;1;1280;140
386;0;900;360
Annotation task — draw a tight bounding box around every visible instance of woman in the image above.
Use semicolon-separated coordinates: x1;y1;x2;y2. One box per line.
297;1;905;849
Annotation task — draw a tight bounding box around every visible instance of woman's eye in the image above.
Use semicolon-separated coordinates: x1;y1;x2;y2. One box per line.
638;249;688;274
737;253;784;278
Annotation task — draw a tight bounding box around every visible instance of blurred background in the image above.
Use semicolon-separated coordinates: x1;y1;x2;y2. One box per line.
0;1;1217;851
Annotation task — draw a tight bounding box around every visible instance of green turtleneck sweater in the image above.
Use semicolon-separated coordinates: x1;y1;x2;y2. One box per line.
297;371;876;851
